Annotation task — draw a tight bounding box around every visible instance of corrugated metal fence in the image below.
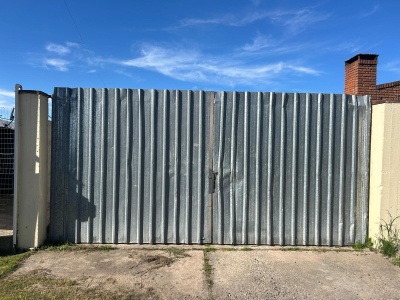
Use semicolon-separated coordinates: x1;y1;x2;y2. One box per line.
50;88;371;246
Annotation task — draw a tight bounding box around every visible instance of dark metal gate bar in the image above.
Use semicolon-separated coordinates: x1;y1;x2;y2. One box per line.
50;88;370;245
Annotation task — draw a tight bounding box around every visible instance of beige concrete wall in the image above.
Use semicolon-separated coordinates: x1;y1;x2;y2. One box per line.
369;103;400;241
15;91;49;249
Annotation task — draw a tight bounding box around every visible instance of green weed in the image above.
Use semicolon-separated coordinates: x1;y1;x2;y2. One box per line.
352;238;374;251
377;213;400;257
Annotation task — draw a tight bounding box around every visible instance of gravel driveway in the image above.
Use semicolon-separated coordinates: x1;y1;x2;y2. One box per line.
10;245;400;299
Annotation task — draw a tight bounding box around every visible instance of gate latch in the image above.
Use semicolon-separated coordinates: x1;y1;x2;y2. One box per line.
208;170;218;194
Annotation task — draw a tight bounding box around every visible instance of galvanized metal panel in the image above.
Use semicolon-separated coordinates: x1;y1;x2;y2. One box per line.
50;88;370;245
212;92;370;245
51;88;211;244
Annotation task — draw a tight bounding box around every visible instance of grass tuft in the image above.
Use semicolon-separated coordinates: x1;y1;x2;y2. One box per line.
204;245;217;253
164;247;190;258
352;238;374;251
241;247;253;251
221;247;236;252
281;247;301;251
392;256;400;267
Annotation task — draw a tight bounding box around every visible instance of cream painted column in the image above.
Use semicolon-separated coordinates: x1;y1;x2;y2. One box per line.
369;103;400;241
14;88;49;249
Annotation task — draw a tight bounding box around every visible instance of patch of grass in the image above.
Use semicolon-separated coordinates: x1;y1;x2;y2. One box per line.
95;245;115;251
164;247;190;258
40;242;115;252
0;252;32;278
204;245;217;252
241;247;253;251
281;247;301;251
221;247;237;251
392;256;400;267
352;238;374;251
203;251;213;288
377;213;400;257
0;271;158;299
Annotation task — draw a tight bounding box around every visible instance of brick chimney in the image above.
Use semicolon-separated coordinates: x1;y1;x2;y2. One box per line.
344;53;378;101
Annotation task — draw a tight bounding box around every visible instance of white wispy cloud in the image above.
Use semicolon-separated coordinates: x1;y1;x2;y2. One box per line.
65;41;80;48
30;42;100;73
277;9;330;34
241;33;277;52
44;58;70;71
106;44;320;87
360;5;379;18
0;88;15;108
177;8;329;34
46;43;71;55
0;89;14;98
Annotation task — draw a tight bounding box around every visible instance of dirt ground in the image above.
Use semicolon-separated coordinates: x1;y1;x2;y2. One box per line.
9;245;400;299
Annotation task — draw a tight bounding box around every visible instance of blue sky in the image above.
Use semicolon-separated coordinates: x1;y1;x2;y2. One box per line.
1;0;399;108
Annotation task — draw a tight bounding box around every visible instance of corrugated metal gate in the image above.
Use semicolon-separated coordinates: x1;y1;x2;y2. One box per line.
50;88;371;246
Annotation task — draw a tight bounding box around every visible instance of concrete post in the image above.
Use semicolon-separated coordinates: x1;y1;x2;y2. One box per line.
14;87;50;249
369;103;400;242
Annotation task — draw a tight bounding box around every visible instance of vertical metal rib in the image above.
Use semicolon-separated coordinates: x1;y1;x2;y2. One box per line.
186;90;192;244
267;92;274;245
302;93;311;245
218;92;225;244
279;93;286;246
87;88;94;243
174;90;180;244
99;89;107;243
291;93;299;245
76;88;82;243
197;91;204;244
255;92;262;245
230;92;237;245
327;94;335;246
242;92;250;245
125;89;132;243
137;89;144;244
362;96;371;241
208;92;215;244
161;90;168;244
350;95;358;243
314;94;323;246
149;89;156;244
338;94;347;246
112;89;119;244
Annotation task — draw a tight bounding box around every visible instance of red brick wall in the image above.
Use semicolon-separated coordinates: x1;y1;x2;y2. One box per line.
344;54;378;102
376;81;400;105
